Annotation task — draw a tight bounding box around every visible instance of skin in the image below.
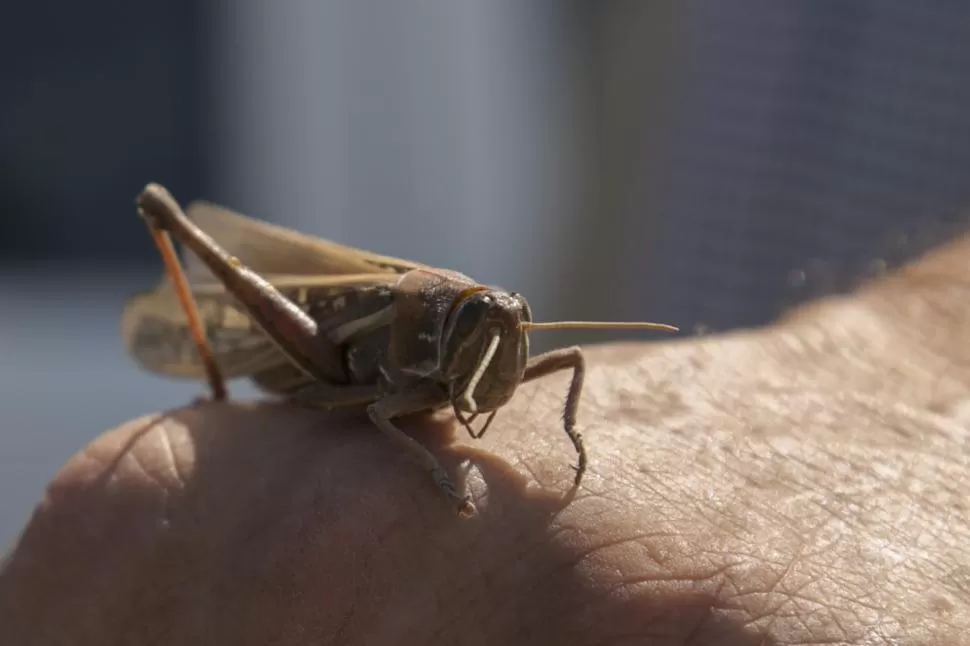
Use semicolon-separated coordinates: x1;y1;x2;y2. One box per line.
2;236;970;645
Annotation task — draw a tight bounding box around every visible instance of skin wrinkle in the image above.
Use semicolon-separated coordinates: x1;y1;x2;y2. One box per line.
796;448;952;584
488;547;591;637
421;558;490;643
72;436;140;491
410;453;574;641
608;432;860;640
517;374;544;421
723;563;854;641
680;575;731;646
756;602;847;646
660;440;796;540
451;509;561;639
605;561;739;594
573;530;675;581
123;442;167;494
638;379;967;643
154;424;186;488
421;521;493;612
590;593;711;646
478;531;600;642
672;382;960;576
492;375;585;487
231;409;449;640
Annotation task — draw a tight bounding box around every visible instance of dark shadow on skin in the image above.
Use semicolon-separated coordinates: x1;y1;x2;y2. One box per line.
1;398;776;645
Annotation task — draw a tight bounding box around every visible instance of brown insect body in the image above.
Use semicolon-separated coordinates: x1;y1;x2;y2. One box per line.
386;268;532;413
125;183;677;517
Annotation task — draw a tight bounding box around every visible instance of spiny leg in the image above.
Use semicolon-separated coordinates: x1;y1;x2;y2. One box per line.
523;346;587;485
368;389;476;518
137;184;337;384
469;410;498;439
453;408;498;440
139;203;227;401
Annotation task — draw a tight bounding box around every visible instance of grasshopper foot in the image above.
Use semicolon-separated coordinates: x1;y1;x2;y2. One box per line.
189;393;228;407
570;461;586;487
457;497;477;518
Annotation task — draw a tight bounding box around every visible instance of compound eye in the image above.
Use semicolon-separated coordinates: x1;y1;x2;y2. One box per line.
516;295;533;323
452;296;490;341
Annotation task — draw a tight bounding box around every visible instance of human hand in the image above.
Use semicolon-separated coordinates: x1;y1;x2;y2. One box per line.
2;235;969;645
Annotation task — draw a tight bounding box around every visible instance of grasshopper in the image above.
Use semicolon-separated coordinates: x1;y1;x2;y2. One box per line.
123;183;678;517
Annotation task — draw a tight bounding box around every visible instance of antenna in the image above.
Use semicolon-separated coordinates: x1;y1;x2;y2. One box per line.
522;321;679;333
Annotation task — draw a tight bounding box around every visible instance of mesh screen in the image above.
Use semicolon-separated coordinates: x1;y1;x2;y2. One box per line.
628;2;970;332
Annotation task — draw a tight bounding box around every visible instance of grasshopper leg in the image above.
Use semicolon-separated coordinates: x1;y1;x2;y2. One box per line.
286;382;383;410
136;184;338;385
139;207;228;401
523;346;587;486
368;390;476;518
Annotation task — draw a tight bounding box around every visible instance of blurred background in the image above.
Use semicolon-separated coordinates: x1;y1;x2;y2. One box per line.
3;1;970;547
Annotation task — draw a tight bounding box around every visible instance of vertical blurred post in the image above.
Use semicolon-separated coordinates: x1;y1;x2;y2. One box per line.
562;2;680;338
204;0;592;348
591;1;970;332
